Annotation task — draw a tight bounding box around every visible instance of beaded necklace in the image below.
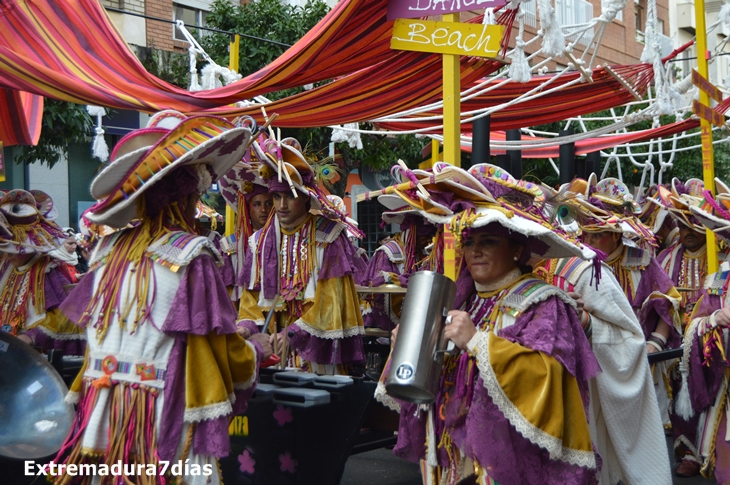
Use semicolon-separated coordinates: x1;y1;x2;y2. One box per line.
678;246;707;323
279;214;317;318
0;256;49;335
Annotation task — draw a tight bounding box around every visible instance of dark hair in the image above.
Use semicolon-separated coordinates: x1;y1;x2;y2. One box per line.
143;165;212;218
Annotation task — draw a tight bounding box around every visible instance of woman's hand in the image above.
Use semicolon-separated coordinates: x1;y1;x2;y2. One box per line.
236;326;251;339
715;307;730;328
645;343;658;354
391;324;399;348
444;310;477;351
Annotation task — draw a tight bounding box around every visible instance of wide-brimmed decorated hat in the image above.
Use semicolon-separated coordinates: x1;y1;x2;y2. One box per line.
219;154;269;212
0;190;59;254
85;110;252;228
29;189;59;221
577;174;656;247
379;165;594;263
250;133;362;236
687;178;730;243
639;184;673;233
666;178;705;232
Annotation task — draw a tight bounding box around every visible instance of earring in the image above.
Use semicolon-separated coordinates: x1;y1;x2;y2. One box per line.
513;256;518;261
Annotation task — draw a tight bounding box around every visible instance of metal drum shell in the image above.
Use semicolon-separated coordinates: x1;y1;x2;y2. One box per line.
0;332;74;459
385;271;456;404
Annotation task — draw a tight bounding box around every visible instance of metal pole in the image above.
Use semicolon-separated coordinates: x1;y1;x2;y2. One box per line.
470;115;490;168
559;129;575;185
506;129;522;178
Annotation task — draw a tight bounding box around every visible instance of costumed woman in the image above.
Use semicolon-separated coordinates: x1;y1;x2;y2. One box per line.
0;189;85;356
674;178;730;482
51;111;271;485
385;168;601;485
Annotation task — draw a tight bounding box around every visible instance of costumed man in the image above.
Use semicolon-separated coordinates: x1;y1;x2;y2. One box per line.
578;176;682;436
219;146;273;301
639;184;679;253
236;136;365;375
381;166;602;485
51;111;271;485
673;179;730;482
658;178;728;476
0;189;85;356
361;196;437;331
535;177;672;485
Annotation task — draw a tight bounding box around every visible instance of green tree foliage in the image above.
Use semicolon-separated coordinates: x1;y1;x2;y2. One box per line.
201;0;429;197
14;99;93;168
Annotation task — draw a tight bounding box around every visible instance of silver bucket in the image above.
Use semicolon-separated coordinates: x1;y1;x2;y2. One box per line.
385;271;456;404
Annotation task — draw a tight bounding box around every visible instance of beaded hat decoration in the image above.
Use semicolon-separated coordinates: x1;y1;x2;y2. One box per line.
0;190;59;254
85;110;252;228
667;178;704;232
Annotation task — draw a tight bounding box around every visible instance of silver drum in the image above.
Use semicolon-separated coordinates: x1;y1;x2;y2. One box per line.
385;271;456;404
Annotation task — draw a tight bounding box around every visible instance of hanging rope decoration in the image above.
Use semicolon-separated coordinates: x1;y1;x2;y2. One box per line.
86;105;109;162
331;122;363;149
538;0;565;57
176;20;242;92
508;6;531;83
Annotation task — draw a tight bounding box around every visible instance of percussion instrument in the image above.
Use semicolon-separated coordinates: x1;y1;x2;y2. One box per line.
385;271;456;404
0;332;74;459
355;284;407;294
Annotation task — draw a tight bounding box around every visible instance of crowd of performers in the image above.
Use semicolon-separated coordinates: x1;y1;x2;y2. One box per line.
2;110;730;484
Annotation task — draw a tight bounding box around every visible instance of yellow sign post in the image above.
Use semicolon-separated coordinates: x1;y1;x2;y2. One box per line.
390;13;505;281
225;34;241;238
693;2;719;273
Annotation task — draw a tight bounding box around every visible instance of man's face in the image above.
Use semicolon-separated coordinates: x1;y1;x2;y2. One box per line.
679;226;706;252
272;191;309;228
249;193;273;230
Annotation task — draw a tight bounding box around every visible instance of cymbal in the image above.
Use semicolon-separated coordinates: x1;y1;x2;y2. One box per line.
364;328;391;337
355;284;407;294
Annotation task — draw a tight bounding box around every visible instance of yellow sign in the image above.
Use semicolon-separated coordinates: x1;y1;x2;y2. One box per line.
228;415;249;436
391;19;504;58
0;141;4;183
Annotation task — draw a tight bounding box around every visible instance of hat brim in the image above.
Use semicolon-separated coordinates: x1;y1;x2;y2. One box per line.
433;164;495;202
87;127;251;228
424;208;595;261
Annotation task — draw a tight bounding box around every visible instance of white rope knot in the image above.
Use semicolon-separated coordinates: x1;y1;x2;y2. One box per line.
86;105;109;162
538;0;565;57
331;123;363;149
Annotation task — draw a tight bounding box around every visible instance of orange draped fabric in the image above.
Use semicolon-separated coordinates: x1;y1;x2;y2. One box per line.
0;89;43;145
0;0;395;112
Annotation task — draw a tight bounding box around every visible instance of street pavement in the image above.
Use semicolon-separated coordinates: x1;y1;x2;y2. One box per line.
339;437;718;485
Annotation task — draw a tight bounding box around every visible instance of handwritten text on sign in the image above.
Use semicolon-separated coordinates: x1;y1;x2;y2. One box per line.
387;0;508;20
391;19;504;58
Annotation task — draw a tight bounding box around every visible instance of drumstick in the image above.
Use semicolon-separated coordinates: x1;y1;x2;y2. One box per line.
354;172;451;202
263;295;281;356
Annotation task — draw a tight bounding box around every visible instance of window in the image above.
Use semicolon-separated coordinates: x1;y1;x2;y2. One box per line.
635;0;645;36
173;3;210;41
356;199;393;257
